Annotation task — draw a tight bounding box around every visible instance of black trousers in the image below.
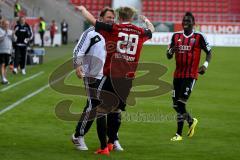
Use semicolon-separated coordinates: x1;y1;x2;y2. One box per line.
50;34;54;45
14;46;27;69
61;32;68;44
39;31;45;47
75;77;101;137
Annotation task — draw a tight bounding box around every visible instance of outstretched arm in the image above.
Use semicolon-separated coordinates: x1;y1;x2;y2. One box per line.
75;6;96;26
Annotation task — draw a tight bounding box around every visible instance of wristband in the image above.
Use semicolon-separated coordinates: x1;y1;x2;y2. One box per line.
203;61;209;68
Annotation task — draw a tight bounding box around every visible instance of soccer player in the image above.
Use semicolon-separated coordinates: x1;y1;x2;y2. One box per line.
71;7;116;151
166;12;212;141
76;5;154;155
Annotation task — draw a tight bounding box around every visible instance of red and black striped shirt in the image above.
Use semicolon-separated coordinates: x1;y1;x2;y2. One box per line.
169;30;211;79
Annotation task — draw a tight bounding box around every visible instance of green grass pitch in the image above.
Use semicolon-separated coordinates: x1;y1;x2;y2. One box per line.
0;44;240;160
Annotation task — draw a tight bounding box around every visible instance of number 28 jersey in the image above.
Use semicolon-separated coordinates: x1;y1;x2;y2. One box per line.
95;21;152;78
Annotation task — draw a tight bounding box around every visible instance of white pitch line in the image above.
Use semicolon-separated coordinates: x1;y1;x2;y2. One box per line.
0;71;44;92
0;72;68;116
0;84;49;115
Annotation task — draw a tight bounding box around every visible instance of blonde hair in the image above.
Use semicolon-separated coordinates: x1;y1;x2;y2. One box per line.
117;7;136;21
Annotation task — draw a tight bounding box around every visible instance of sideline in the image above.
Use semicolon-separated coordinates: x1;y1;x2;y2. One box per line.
0;71;44;92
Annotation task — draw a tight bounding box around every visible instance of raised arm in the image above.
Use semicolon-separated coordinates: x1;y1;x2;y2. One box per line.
75;6;96;26
139;15;155;33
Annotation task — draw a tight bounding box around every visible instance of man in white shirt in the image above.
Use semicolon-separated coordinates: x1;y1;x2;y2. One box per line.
0;19;13;84
71;7;116;151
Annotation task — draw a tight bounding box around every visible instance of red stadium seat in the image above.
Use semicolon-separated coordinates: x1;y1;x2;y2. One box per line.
154;5;160;12
178;1;184;7
178;6;184;13
154;0;160;7
69;0;240;23
160;1;166;7
184;1;191;7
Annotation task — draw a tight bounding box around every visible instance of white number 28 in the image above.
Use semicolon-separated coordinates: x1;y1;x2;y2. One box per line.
117;32;139;55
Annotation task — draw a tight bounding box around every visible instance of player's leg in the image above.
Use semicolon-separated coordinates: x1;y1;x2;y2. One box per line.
95;76;113;155
171;78;184;141
178;78;196;124
96;113;108;149
179;78;198;137
107;110;121;143
107;110;123;151
175;78;194;136
177;78;198;137
107;78;132;150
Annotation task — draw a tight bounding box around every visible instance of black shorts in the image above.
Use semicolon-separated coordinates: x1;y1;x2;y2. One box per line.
172;78;196;106
99;76;132;111
0;54;10;66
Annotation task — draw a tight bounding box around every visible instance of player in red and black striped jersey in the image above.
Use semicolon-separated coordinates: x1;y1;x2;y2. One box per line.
167;12;212;141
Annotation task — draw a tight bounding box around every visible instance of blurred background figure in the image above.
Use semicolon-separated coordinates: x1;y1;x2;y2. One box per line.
14;0;21;18
0;19;13;84
38;17;46;47
50;20;58;47
13;16;32;75
61;19;68;45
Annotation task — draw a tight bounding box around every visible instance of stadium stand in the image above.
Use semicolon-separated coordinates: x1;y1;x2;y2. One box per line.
69;0;112;18
3;0;27;17
141;0;240;23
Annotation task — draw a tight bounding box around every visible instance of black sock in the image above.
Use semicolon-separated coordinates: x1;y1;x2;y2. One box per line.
184;112;193;127
97;115;107;149
177;113;184;135
176;100;187;135
178;101;193;127
107;112;121;143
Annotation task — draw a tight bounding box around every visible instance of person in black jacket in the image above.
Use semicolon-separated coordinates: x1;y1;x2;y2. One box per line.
61;19;68;45
13;16;32;75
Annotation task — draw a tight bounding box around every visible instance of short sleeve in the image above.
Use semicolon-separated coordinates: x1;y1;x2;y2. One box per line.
168;33;176;49
200;33;211;54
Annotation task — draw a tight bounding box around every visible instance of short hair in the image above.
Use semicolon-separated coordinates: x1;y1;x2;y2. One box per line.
118;7;136;21
99;7;115;17
184;12;195;23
